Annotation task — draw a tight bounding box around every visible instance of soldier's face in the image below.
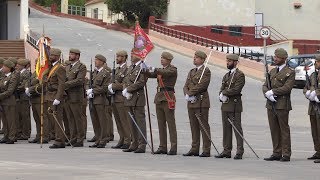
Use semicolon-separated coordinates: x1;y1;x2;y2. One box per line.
161;57;170;67
274;56;286;66
116;55;125;64
95;59;103;68
16;64;24;71
69;53;76;61
2;66;10;73
131;56;140;64
49;54;59;62
315;61;320;69
193;56;204;66
226;59;238;69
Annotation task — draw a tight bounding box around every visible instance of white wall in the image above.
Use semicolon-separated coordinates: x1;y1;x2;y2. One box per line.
20;0;28;39
255;0;320;40
85;2;123;24
7;0;20;40
166;0;255;26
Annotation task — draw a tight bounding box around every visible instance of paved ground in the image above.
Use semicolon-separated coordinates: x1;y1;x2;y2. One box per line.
0;9;318;180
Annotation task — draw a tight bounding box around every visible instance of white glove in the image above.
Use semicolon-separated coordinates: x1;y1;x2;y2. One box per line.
122;88;128;97
149;67;155;72
315;96;320;103
86;88;93;96
53;99;60;105
265;90;274;98
108;84;115;94
219;93;228;103
189;96;196;103
140;62;149;71
185;94;190;101
309;90;316;101
305;90;311;99
25;88;31;97
125;92;133;100
87;93;94;99
268;95;277;102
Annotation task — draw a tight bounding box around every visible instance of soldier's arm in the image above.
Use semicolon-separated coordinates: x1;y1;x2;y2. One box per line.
183;71;192;95
112;81;124;91
187;69;211;96
93;71;110;95
0;74;18;100
55;67;66;101
222;72;245;96
65;65;87;89
144;71;157;78
272;71;295;95
154;66;177;78
126;74;146;93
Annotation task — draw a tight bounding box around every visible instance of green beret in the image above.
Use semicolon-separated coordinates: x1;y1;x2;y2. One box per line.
116;50;128;57
17;59;30;66
3;60;15;68
50;48;62;56
0;57;5;64
69;48;81;54
195;51;207;59
315;55;320;61
226;54;239;61
8;57;17;65
95;54;106;62
274;48;288;59
161;52;174;60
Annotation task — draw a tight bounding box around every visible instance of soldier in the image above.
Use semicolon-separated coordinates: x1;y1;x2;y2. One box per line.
108;50;130;149
215;54;245;160
26;58;50;144
46;48;67;149
262;48;295;162
304;54;320;163
183;51;211;157
103;63;114;142
64;48;87;147
82;77;88;139
15;59;31;140
0;60;18;144
122;54;147;153
87;54;111;148
0;57;4;134
61;60;71;142
145;51;178;155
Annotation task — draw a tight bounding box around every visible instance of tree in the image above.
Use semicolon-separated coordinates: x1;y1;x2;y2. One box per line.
105;0;167;28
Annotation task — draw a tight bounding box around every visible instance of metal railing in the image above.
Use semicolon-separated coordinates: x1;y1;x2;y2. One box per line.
26;34;39;51
150;23;264;61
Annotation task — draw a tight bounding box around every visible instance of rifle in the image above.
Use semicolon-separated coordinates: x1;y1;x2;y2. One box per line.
88;58;93;111
111;55;116;104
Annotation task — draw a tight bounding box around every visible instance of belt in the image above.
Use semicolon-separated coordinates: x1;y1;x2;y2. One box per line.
157;87;175;92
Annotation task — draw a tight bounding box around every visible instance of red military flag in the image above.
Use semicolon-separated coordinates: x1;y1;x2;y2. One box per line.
132;21;154;59
36;36;51;81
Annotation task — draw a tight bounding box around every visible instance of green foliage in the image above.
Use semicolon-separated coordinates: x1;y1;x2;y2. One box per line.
33;0;85;7
105;0;167;28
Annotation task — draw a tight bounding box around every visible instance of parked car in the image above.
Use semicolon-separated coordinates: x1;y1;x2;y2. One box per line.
287;54;317;87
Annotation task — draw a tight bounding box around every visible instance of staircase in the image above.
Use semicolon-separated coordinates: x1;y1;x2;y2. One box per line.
0;40;25;58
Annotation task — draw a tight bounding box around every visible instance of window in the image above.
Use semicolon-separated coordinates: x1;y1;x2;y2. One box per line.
211;26;223;34
229;26;242;36
93;8;98;19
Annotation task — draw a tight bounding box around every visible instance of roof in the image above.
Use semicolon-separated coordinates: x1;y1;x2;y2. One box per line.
85;0;104;6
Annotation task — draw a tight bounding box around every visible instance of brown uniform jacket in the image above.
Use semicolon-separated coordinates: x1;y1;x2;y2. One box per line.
262;66;295;110
65;61;87;103
16;69;31;101
305;71;320;115
28;72;41;104
0;72;18;105
220;68;245;112
123;62;146;107
111;64;128;103
147;64;177;104
91;67;111;105
183;66;211;108
45;63;66;102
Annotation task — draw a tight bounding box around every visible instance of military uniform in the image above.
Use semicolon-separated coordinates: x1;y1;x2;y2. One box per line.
46;48;67;148
0;57;5;134
16;59;31;140
109;50;130;149
147;52;177;154
28;72;50;143
88;54;111;148
0;60;18;144
103;63;114;141
305;55;320;161
123;59;147;153
262;48;295;161
217;54;245;159
183;51;211;157
65;49;87;146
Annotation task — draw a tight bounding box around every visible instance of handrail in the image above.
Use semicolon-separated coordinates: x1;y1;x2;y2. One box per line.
150;22;264;62
26;34;39;51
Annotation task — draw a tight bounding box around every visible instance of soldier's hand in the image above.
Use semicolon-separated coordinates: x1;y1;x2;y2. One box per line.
86;89;93;96
268;95;277;102
265;90;274;98
122;88;128;97
185;94;190;101
87;93;94;99
305;90;311;99
25;88;31;97
108;84;115;94
309;90;316;101
53;99;61;105
315;96;320;103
